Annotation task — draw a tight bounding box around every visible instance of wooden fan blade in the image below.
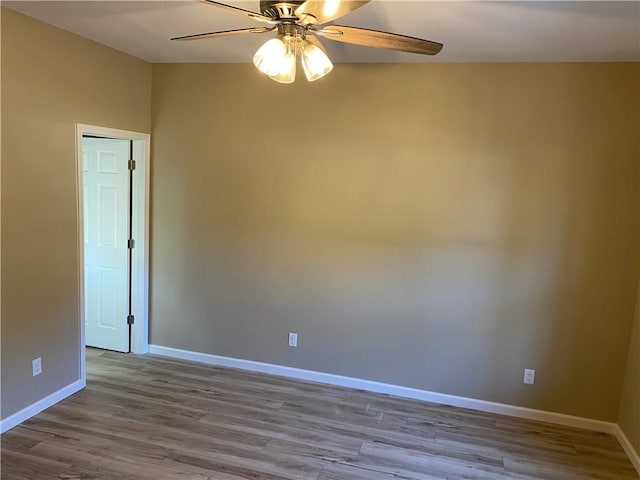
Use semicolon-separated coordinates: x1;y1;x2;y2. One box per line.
295;0;370;25
305;34;327;51
171;27;273;41
201;0;276;23
317;25;443;55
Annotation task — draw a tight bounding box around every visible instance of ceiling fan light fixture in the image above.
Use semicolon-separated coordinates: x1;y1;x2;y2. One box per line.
253;37;287;76
301;41;333;82
174;1;444;85
269;46;296;83
253;36;297;83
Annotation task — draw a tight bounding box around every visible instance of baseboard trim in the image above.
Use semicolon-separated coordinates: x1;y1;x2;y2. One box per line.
148;345;617;435
0;379;84;434
615;424;640;475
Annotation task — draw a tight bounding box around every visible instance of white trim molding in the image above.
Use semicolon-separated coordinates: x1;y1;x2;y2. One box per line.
148;345;618;435
615;425;640;475
0;379;84;434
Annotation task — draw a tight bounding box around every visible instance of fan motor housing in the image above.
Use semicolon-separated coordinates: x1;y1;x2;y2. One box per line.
260;1;305;19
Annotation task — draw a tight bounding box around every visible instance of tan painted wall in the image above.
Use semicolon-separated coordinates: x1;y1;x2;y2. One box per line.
617;83;639;455
618;99;640;453
1;8;151;418
619;303;640;453
151;63;639;421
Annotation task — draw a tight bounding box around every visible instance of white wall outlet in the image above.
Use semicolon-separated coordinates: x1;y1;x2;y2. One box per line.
288;332;298;348
524;368;535;385
32;357;42;376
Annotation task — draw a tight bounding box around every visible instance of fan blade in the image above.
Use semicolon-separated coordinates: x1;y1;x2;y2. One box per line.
295;0;370;25
305;34;327;51
316;25;443;55
201;0;276;24
171;27;273;41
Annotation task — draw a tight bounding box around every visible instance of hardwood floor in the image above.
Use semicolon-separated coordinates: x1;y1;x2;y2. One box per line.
1;349;638;480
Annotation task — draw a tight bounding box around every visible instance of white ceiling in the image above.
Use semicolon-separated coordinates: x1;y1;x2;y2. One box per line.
4;1;640;63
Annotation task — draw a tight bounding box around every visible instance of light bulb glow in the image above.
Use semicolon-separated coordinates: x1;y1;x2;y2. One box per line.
253;37;297;83
254;35;334;84
269;48;296;83
301;42;333;82
323;0;340;18
253;38;287;77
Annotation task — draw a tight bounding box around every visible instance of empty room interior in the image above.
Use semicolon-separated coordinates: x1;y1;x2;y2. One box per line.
1;1;639;479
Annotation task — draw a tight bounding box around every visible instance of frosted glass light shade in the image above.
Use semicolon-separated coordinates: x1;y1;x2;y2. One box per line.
269;49;296;83
253;38;287;77
301;42;333;82
253;37;297;83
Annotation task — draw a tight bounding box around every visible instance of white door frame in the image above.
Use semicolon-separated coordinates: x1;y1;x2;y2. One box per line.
75;124;150;383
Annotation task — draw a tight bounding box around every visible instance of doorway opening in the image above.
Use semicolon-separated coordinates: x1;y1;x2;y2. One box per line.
76;124;149;384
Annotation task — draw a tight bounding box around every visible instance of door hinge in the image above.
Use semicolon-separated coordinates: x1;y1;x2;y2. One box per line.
127;314;135;325
128;159;136;171
128;238;135;249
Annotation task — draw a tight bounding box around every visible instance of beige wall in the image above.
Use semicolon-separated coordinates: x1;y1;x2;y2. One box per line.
619;302;639;454
617;89;640;456
151;63;639;421
618;105;640;452
1;8;151;418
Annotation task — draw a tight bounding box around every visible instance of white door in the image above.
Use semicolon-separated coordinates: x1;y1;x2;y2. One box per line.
82;137;130;352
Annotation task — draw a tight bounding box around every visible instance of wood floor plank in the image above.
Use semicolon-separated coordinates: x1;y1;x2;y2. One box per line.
0;429;45;454
30;442;209;480
0;448;71;479
1;348;637;480
21;418;173;466
358;440;502;479
315;462;397;480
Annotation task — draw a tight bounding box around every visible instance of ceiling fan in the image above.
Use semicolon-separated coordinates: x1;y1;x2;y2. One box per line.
172;0;443;83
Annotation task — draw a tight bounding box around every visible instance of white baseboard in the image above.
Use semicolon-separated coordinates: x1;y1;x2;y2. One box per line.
615;424;640;476
0;379;84;434
148;345;617;435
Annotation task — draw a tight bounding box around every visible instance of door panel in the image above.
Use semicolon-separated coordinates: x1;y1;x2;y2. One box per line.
83;137;130;352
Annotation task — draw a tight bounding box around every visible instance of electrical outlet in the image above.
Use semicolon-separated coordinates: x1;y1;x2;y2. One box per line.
32;357;42;376
288;332;298;348
524;368;535;385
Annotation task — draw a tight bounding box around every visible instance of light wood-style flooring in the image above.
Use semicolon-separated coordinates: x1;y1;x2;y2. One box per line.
1;349;638;479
